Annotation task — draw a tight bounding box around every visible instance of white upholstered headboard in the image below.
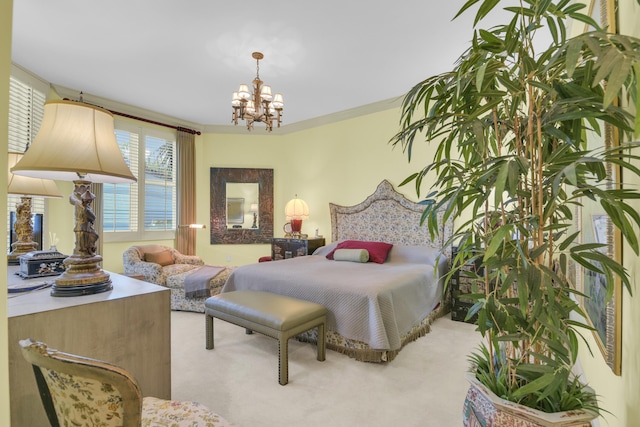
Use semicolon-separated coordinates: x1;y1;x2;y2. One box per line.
329;180;453;255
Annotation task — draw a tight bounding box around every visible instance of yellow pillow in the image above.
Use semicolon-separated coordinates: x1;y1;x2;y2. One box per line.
145;250;174;266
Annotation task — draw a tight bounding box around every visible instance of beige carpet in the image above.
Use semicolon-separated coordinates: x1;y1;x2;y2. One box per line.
171;311;481;427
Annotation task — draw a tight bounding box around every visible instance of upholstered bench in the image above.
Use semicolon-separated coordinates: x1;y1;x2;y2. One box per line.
205;290;327;385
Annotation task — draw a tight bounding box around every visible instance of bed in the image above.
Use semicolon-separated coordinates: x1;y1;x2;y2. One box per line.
221;180;453;362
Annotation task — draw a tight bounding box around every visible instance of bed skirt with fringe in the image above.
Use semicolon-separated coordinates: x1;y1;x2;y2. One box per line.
295;304;447;363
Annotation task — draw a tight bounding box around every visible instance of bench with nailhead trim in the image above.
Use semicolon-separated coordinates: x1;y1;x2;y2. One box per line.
205;290;327;385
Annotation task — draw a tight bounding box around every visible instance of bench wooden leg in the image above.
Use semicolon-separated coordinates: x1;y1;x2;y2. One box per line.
317;322;326;362
279;337;288;386
205;314;214;350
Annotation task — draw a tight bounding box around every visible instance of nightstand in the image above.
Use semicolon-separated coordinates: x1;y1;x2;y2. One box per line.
271;237;326;261
450;247;484;323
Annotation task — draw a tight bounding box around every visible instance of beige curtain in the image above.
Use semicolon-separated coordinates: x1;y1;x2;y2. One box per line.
176;128;196;255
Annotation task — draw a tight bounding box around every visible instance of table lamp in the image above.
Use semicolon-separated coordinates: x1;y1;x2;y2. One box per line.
11;99;137;296
285;196;309;238
7;152;62;264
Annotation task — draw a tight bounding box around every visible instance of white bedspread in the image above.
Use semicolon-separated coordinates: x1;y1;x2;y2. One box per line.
222;244;448;351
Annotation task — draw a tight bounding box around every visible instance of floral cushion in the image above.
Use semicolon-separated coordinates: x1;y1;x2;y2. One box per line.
163;263;200;278
41;367;127;426
142;397;235;426
39;367;234;426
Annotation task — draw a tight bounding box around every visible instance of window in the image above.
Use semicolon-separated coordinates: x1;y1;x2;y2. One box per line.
103;121;176;241
7;65;48;252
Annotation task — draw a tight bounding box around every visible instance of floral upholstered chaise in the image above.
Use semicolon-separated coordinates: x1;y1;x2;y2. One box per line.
123;244;232;312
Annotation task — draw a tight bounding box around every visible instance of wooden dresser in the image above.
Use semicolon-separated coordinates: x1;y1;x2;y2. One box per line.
8;270;171;426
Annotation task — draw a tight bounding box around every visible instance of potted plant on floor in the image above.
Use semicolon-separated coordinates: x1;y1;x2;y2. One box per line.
390;0;640;425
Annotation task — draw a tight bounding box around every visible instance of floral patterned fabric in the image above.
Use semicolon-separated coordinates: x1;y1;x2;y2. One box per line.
123;245;235;312
329;179;454;260
41;366;127;426
123;245;204;286
39;366;234;426
142;397;235;426
166;267;234;313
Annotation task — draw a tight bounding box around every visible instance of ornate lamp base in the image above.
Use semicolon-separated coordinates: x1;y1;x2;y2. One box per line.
51;254;112;297
7;241;38;265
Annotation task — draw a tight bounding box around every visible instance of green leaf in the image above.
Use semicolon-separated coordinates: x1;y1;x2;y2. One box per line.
495;161;509;207
564;39;582;78
474;0;501;26
635;64;640;138
454;0;483;21
511;373;556;398
484;225;511;260
604;57;631;108
476;62;488;90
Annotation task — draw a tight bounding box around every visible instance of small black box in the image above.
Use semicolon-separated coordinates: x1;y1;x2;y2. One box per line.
18;250;67;278
272;238;308;260
451;301;478;323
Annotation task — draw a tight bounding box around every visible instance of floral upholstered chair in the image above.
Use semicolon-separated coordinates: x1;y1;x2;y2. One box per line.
123;244;203;286
122;244;233;312
19;338;235;427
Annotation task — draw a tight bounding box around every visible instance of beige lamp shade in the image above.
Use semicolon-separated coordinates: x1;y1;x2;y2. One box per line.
11;100;136;184
285;197;309;220
272;93;284;109
7;152;62;198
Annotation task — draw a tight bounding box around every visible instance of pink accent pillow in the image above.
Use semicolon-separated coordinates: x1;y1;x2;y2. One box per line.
326;240;393;264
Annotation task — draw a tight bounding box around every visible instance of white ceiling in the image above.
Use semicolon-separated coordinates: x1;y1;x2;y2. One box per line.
11;1;504;129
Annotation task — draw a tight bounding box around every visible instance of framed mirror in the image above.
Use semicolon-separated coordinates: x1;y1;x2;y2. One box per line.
210;167;273;244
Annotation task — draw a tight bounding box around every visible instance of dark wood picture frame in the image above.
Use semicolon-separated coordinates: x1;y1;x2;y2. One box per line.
210;168;273;244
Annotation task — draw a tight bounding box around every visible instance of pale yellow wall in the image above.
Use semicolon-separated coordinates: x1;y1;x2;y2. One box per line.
194;107;435;266
93;106;433;270
576;2;640;427
1;1;12;424
7;2;640;425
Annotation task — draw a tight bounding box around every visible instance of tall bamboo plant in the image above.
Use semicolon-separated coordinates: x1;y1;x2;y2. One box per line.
391;0;640;414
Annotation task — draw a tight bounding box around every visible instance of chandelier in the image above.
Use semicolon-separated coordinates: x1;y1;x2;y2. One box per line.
231;52;284;132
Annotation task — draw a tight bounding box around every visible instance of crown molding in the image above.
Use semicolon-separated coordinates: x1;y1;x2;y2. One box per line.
52;83;402;136
203;96;403;135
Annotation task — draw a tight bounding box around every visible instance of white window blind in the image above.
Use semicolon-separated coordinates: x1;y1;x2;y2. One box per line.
103;122;176;241
144;134;176;231
7;69;47;251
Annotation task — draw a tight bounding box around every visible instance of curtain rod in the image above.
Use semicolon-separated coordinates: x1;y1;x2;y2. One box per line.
63;97;202;135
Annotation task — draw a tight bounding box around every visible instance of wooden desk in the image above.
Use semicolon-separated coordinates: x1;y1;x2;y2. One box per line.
8;270;171;427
